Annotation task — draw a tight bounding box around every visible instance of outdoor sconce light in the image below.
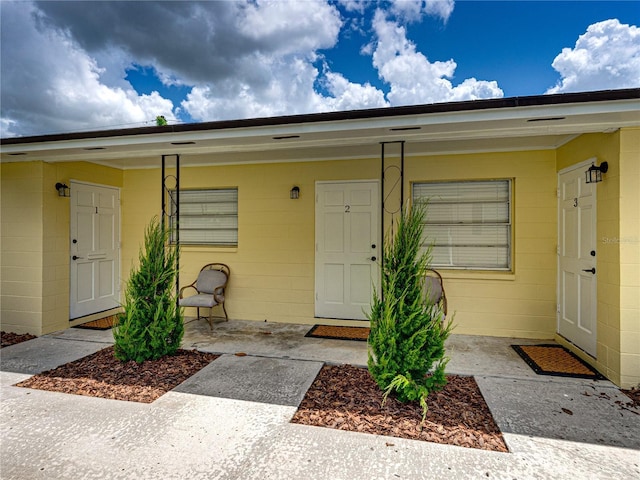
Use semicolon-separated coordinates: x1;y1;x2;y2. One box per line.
55;182;70;197
585;161;608;184
290;186;300;200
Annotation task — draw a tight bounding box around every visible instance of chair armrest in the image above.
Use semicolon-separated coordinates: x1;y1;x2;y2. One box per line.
179;284;197;299
213;286;225;303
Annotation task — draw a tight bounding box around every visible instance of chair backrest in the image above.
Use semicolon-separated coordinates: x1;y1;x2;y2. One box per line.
423;269;444;304
195;264;229;294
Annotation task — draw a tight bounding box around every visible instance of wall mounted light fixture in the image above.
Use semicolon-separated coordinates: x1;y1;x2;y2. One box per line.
290;186;300;199
585;161;608;184
55;182;70;197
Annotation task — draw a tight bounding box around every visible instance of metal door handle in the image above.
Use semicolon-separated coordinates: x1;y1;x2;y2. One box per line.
72;255;84;260
582;268;596;274
370;256;377;261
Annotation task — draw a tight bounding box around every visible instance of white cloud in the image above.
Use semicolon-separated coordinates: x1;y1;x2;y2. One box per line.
1;118;17;137
4;0;384;135
240;0;341;53
0;2;174;137
182;55;388;121
371;10;502;105
182;56;325;120
547;19;640;94
322;72;389;110
423;0;455;22
335;0;369;14
1;0;503;137
172;1;390;122
389;0;455;23
34;0;342;90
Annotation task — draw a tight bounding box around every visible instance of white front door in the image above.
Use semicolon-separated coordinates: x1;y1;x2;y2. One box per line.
558;162;597;356
315;181;380;320
70;181;120;319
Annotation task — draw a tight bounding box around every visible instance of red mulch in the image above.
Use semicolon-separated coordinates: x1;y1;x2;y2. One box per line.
292;364;509;452
621;388;640;408
1;331;37;348
11;328;635;452
16;346;218;403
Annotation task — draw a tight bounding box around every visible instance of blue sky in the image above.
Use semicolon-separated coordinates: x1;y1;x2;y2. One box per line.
2;1;639;137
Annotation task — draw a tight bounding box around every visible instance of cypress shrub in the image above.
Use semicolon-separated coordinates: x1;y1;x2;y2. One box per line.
367;203;453;419
113;217;184;362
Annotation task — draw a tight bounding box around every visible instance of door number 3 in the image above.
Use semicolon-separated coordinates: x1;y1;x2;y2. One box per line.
573;198;578;207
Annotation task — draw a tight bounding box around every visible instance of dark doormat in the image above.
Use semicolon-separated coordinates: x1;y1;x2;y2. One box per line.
305;325;369;341
512;344;605;380
73;315;118;330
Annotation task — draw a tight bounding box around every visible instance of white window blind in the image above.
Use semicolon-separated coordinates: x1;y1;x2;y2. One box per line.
412;180;511;270
170;188;238;246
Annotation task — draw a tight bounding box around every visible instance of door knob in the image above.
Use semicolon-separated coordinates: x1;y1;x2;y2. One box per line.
371;256;377;261
72;255;84;261
582;268;596;274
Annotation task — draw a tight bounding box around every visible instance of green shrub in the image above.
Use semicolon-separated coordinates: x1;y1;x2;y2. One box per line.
113;217;184;362
367;203;453;419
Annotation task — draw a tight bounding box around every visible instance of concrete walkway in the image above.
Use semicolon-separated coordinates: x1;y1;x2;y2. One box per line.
1;319;638;479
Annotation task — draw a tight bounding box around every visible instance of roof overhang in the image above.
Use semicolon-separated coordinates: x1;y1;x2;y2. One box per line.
2;89;639;169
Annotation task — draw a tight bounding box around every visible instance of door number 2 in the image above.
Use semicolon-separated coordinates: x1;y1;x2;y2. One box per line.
344;205;351;213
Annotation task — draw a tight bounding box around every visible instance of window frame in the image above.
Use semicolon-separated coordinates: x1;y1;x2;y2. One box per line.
169;187;238;246
412;179;513;271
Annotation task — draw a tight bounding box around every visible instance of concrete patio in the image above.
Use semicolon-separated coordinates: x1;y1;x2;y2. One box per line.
1;319;638;479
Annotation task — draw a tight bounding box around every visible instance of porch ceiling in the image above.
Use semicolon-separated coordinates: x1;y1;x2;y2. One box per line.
2;90;638;169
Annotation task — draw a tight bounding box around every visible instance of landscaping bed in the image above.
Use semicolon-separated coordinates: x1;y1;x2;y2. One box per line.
292;364;509;452
11;330;636;452
1;331;37;348
13;336;508;451
16;346;218;403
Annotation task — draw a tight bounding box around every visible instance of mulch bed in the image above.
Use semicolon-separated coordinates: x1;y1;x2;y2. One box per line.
8;328;637;451
621;388;640;407
1;331;37;348
292;364;509;452
16;346;219;403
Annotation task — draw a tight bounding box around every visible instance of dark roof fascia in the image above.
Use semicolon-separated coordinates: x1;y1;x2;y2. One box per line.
2;88;639;146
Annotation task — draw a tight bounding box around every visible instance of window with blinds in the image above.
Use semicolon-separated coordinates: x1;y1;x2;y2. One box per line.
412;180;511;270
169;188;238;246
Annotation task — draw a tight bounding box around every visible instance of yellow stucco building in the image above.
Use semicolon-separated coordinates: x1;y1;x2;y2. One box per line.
2;89;639;388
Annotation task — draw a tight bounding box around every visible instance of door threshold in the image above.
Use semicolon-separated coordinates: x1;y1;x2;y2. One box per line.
313;317;371;328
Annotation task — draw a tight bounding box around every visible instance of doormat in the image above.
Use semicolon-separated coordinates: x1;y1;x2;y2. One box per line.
305;325;370;341
511;344;605;380
73;315;118;330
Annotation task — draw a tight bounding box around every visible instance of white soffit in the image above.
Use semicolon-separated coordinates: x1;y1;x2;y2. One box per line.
2;96;638;167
